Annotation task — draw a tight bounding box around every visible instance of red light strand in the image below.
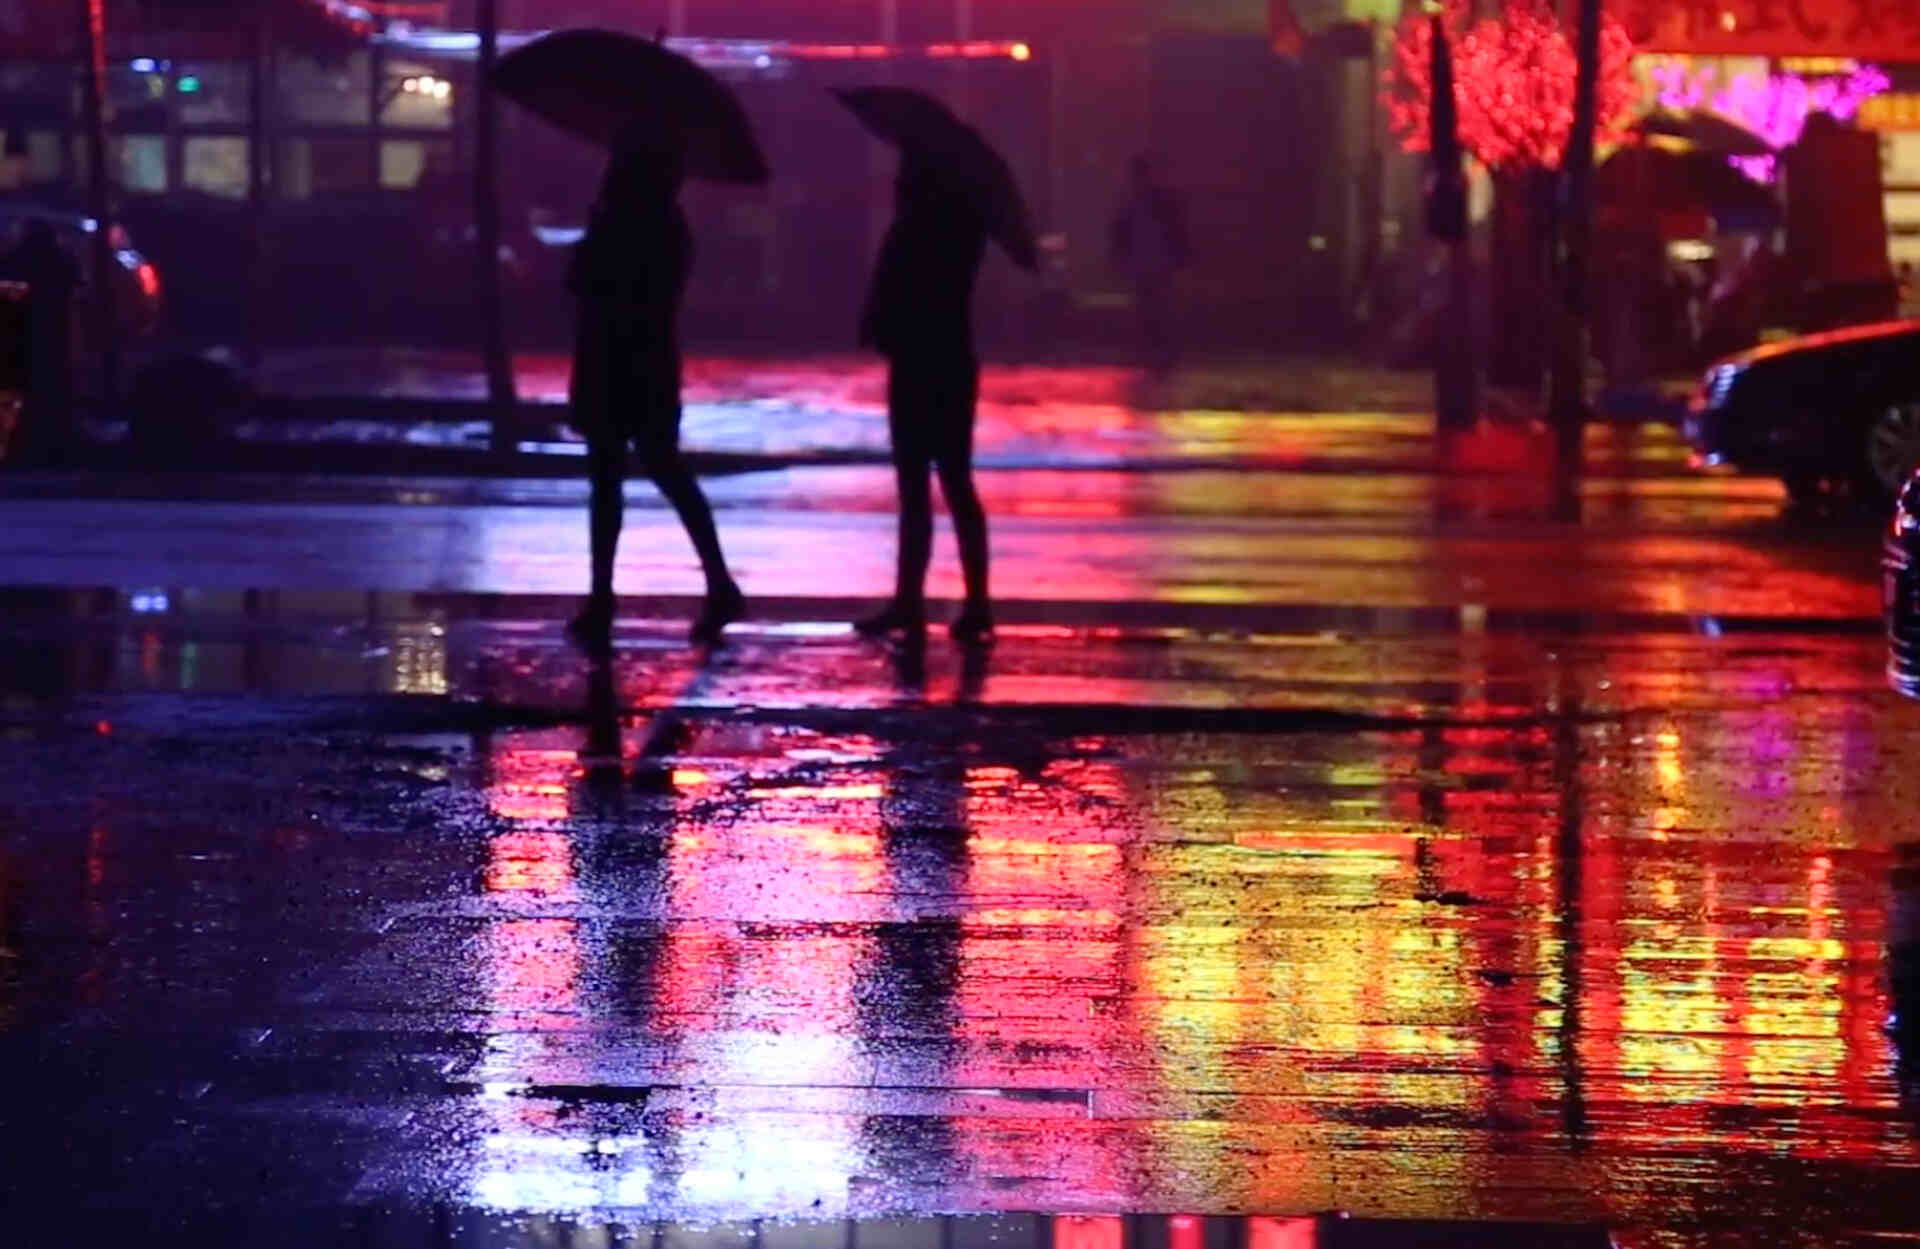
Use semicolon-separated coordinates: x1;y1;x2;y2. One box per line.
1384;0;1639;171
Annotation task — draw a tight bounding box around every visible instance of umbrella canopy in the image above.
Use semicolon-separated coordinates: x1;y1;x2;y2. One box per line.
492;28;769;184
1597;145;1780;237
1630;109;1774;157
833;86;1039;271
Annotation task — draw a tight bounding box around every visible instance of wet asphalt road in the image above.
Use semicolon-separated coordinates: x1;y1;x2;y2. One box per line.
1;395;1917;1246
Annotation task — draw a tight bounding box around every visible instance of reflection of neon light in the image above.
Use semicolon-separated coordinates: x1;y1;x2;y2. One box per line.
1247;1218;1318;1249
1652;62;1891;150
1055;1216;1123;1249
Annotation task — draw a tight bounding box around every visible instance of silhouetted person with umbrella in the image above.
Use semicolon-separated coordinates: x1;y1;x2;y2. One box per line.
490;28;769;652
855;150;995;645
1109;154;1188;373
566;140;744;652
836;87;1037;646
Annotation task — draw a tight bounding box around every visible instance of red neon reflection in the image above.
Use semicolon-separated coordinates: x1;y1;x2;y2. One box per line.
1055;1216;1123;1249
1246;1218;1317;1249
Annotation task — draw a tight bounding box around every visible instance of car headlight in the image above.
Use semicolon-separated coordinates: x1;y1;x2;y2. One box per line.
1690;362;1743;413
1896;475;1920;537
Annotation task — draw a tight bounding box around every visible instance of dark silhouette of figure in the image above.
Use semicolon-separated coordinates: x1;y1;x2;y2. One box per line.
1894;842;1920;1117
1109;154;1188;373
855;153;994;645
567;147;744;653
0;221;79;463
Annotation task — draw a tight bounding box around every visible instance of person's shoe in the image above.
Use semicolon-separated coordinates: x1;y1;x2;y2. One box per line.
689;584;747;646
854;601;926;639
949;605;995;646
567;598;615;655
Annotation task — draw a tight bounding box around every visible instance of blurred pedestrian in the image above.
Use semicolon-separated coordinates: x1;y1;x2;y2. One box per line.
0;220;78;464
854;151;995;646
1109;154;1188;372
566;141;745;653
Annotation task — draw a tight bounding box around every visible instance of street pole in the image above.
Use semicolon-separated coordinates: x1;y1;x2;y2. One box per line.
1548;0;1601;520
477;0;517;454
245;2;273;375
1426;11;1475;433
668;0;688;37
78;0;117;412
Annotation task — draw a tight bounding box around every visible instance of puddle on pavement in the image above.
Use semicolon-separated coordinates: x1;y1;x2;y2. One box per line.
68;1212;1624;1249
4;587;1918;1247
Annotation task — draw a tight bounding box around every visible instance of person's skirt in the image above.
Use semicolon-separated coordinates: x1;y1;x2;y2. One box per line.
570;297;683;455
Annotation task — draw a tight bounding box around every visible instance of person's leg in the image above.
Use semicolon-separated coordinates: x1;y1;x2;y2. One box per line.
567;308;621;653
932;360;991;642
568;431;625;652
857;361;933;636
638;438;746;642
625;333;743;644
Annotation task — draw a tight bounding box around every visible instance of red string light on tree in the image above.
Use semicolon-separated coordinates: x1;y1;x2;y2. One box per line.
1384;0;1638;171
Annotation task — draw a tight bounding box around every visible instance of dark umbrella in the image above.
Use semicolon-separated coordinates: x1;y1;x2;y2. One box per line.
1630;109;1774;157
492;28;768;184
1597;145;1780;236
832;86;1039;271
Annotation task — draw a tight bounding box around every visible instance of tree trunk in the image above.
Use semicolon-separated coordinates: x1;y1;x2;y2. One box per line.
1487;168;1553;390
1549;0;1602;519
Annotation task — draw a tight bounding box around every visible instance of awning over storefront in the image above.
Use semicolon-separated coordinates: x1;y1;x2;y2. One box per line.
0;0;379;60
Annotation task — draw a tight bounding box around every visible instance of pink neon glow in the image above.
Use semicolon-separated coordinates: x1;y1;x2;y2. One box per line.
1652;63;1891;150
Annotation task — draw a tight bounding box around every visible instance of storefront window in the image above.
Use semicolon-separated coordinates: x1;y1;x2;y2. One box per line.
279;53;372;126
184;137;249;199
111;63;170;130
0;63;74;125
115;135;168;193
25;132;64;185
380;138;435;189
380;61;455;129
280;137;375;198
175;61;249;126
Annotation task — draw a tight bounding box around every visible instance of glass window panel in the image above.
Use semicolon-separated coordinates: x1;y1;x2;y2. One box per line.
183;137;249;199
116;135;168;194
0;63;75;125
279;137;374;198
111;63;170;130
175;61;249;126
379;139;431;189
278;52;372;126
25;132;64;184
380;60;455;129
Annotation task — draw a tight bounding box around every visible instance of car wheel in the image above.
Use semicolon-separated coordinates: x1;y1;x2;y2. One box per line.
1866;401;1920;498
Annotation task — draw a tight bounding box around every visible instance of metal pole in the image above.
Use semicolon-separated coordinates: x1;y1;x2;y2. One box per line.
668;0;689;37
881;0;899;45
477;0;517;453
79;0;117;410
1548;0;1601;520
245;3;273;373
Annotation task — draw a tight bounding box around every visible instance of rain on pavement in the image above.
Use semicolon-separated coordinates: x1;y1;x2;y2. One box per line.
1;367;1916;1246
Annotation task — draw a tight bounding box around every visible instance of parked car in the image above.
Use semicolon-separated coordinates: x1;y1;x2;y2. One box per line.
0;202;164;347
1887;470;1920;696
1684;318;1920;506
